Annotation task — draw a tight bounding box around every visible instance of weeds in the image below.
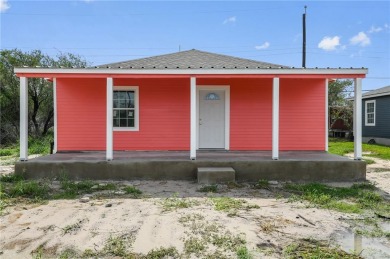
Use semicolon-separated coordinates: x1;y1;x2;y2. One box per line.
9;180;50;199
283;239;362;259
160;193;200;211
285;182;388;214
145;247;179;259
103;235;132;257
123;185;142;198
254;179;270;190
184;237;206;255
236;246;252;259
198;184;218;193
210;197;259;215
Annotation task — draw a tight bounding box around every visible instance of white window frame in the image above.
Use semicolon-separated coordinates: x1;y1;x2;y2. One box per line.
113;86;139;131
365;100;375;126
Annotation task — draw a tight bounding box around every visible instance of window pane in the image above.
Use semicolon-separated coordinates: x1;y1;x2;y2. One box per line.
119;110;127;119
113;119;119;127
113;110;118;118
113;91;119;99
127;110;134;118
120;119;127;127
128;119;135;127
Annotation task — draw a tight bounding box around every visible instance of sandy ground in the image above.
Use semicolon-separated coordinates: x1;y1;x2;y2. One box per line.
0;155;389;258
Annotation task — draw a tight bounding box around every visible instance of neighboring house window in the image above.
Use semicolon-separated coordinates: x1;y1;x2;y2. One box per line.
113;86;139;131
365;100;375;126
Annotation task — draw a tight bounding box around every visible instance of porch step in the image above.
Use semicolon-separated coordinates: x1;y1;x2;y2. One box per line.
197;167;235;184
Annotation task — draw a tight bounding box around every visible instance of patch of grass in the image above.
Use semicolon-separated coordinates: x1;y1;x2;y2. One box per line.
184;237;206;255
211;232;246;250
210;197;259;214
0;148;16;157
145;246;179;259
102;235;131;257
160;193;200;211
54;175;97;199
285;182;387;214
254;179;270;190
123;185;142;198
0;173;24;183
9;180;50;199
328;137;390;160
58;247;79;259
62;222;81;235
236;246;252;259
198;184;218;193
283;239;361;259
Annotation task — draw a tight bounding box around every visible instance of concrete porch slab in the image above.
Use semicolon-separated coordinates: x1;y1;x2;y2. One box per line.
15;151;366;182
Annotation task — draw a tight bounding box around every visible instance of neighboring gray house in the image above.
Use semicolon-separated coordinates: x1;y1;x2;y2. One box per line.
362;85;390;146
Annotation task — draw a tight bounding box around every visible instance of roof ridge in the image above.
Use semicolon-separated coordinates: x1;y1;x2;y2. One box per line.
96;49;289;69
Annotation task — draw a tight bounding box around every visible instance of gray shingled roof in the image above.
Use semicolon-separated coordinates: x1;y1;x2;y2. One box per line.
362;85;390;99
97;49;289;69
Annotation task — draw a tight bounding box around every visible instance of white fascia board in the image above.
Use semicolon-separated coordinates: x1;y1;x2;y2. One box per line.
14;68;368;75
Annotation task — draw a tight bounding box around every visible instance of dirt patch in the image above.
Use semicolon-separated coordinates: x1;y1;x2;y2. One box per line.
1;156;389;258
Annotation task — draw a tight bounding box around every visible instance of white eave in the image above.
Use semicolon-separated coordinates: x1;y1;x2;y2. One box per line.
14;67;368;75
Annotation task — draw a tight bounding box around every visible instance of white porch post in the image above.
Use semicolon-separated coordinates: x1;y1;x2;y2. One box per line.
20;77;28;161
272;77;279;160
325;79;329;151
53;78;58;154
190;77;197;160
106;77;113;161
354;78;362;160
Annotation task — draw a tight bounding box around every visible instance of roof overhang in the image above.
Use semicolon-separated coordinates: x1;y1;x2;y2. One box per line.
14;67;368;79
362;92;390;99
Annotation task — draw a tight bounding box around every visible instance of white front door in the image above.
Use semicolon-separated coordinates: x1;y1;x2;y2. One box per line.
199;89;225;149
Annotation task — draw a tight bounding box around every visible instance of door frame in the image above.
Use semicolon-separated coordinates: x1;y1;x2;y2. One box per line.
196;85;230;150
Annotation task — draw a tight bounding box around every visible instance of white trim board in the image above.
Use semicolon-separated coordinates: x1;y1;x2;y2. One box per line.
14;67;368;76
196;85;230;150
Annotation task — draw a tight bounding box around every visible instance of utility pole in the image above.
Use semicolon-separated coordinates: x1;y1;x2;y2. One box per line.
302;6;307;68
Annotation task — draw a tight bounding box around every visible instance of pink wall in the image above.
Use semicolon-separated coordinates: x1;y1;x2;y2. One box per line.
113;78;190;150
57;77;325;151
197;78;272;150
280;78;325;150
57;78;106;150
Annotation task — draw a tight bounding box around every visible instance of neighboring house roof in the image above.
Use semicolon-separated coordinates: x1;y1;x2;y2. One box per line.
362;85;390;99
96;49;289;69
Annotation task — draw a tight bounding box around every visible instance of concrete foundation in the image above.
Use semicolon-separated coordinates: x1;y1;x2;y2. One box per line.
197;167;236;184
15;151;366;182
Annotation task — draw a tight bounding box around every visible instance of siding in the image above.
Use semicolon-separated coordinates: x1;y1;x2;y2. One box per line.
279;79;326;150
362;95;390;138
197;78;273;150
113;78;190;150
57;78;106;150
57;77;326;151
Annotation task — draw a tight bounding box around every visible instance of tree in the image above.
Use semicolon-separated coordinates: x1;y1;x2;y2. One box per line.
328;79;354;132
0;49;88;145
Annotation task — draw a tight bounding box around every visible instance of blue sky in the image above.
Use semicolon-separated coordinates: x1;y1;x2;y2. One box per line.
1;0;389;91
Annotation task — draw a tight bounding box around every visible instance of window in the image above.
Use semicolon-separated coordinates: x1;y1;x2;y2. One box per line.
113;86;139;131
365;100;375;126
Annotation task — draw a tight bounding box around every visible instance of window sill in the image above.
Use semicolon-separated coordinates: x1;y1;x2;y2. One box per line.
113;127;139;132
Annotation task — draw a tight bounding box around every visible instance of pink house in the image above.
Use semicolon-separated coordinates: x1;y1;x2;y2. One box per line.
15;50;367;181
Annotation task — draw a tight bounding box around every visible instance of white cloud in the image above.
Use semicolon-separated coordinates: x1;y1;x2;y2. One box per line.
223;16;236;24
350;32;370;46
255;42;270;50
0;0;10;12
318;36;341;51
368;26;383;33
